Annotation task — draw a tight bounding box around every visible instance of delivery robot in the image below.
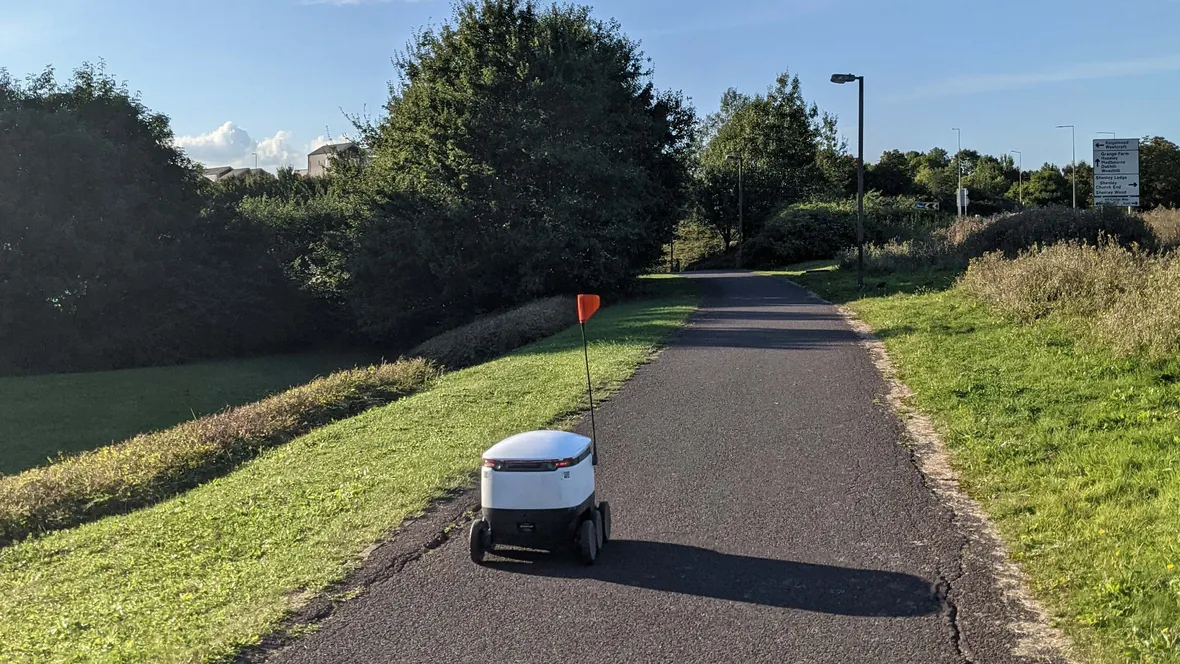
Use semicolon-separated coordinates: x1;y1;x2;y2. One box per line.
468;294;611;565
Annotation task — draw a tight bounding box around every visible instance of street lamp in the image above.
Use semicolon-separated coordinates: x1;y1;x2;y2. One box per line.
251;152;259;170
726;154;744;269
952;127;963;216
831;73;864;290
1056;125;1077;208
1010;150;1022;207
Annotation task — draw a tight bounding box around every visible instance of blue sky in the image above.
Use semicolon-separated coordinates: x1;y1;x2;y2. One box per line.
5;0;1180;172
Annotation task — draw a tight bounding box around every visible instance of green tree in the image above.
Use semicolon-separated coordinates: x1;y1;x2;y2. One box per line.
0;63;314;374
815;111;857;198
695;71;824;244
1062;161;1094;209
866;149;916;196
1139;136;1180;209
349;0;695;340
1018;163;1072;208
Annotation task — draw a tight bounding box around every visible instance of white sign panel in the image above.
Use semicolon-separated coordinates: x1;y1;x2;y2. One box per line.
1093;138;1140;206
1094;139;1138;152
1093;151;1137;175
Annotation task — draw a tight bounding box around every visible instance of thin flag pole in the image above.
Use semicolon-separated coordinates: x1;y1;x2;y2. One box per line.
580;322;598;465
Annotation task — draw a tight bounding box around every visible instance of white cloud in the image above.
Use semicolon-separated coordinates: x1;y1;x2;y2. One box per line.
175;121;325;170
890;54;1180;102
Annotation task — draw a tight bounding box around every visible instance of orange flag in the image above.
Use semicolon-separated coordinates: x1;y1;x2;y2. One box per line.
577;294;601;324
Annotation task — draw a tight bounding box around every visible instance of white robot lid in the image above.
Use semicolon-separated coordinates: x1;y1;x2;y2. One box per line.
482;430;592;461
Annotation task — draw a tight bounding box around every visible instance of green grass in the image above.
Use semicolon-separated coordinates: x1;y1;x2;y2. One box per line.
0;284;698;663
769;263;1180;663
0;353;375;476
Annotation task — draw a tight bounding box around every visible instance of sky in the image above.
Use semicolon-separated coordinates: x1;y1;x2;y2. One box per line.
4;0;1180;172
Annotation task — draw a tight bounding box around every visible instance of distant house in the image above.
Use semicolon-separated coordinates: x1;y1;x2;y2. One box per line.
306;142;359;178
203;166;233;182
203;166;269;182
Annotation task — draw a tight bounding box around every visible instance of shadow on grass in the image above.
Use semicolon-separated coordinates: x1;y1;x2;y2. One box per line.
487;540;941;618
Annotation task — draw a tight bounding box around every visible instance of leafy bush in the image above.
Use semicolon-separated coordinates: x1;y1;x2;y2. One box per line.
409;297;573;369
735;194;951;269
0;360;437;546
740;205;857;268
665;217;726;271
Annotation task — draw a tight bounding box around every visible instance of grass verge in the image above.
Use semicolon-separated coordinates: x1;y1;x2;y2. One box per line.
0;296;580;547
769;263;1180;663
0;353;375;476
0;280;698;663
0;361;436;547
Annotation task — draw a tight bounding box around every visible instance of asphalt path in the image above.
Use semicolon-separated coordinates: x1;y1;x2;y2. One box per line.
266;271;1068;664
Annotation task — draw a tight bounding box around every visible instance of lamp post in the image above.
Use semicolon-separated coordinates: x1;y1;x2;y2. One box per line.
1009;150;1022;207
952;127;963;216
1056;125;1076;208
831;73;864;290
726;154;744;269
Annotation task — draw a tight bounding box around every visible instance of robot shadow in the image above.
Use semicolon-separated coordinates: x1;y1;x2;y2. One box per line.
484;539;941;618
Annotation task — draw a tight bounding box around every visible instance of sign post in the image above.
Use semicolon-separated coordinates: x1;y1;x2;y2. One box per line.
577;294;601;465
1093;138;1140;208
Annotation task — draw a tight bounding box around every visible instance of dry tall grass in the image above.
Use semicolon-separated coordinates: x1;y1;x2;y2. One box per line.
848;207;1158;274
1141;208;1180;249
959;241;1180;358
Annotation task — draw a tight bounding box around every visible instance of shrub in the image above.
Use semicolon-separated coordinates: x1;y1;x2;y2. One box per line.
665;217;726;271
958;240;1148;323
1094;257;1180;357
0;360;437;546
958;241;1180;358
958;206;1157;259
737;194;951;270
409;297;574;369
740;205;857;268
1141;208;1180;249
848;207;1161;276
838;237;954;274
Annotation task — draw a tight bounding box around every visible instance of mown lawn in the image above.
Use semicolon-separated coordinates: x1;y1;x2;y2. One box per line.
0;353;375;476
770;264;1180;663
0;281;698;663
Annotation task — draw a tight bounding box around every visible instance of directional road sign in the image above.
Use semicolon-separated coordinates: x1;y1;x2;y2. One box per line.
914;201;939;210
1093;138;1139;206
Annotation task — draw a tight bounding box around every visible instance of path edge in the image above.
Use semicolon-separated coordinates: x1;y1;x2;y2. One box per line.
785;278;1080;664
